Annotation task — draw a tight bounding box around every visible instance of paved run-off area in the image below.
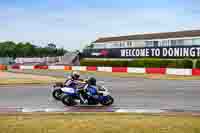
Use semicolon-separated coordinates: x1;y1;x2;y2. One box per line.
0;70;200;112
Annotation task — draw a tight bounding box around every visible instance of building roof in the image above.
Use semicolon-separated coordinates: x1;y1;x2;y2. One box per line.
93;30;200;43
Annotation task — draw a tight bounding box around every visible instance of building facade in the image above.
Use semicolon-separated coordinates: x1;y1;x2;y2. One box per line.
83;30;200;58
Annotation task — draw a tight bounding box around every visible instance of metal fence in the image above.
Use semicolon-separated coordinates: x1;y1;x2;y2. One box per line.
13;52;80;65
0;57;14;65
15;57;62;64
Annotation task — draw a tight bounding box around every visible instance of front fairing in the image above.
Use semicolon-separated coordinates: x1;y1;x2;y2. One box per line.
97;84;111;96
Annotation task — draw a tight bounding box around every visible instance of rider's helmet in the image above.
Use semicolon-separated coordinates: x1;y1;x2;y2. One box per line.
87;77;96;86
71;71;80;80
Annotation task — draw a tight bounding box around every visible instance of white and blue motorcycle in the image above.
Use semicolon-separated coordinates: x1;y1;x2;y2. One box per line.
52;82;114;106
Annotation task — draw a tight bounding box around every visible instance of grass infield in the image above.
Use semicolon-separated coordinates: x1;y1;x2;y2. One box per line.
0;71;65;85
0;113;200;133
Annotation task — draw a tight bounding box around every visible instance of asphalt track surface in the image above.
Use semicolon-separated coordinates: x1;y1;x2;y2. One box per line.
1;70;200;112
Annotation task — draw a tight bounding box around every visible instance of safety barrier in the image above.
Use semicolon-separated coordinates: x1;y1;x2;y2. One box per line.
10;65;200;76
72;66;87;71
97;67;112;72
34;65;48;69
192;69;200;76
127;67;145;73
64;66;72;71
87;66;97;71
112;67;127;72
20;65;35;70
48;66;65;70
11;64;20;69
146;68;166;74
166;68;192;76
0;64;7;70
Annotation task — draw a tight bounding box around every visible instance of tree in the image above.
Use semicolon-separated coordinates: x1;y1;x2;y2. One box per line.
47;43;56;49
84;43;94;49
0;41;67;58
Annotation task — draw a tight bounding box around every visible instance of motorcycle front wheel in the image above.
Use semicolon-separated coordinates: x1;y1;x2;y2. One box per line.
100;95;114;106
52;89;63;100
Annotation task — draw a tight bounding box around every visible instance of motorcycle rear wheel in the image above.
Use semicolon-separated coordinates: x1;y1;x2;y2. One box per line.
62;95;77;106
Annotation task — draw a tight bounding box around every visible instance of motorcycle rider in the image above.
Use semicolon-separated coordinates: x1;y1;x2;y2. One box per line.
64;71;88;102
64;72;98;104
79;77;98;104
64;71;81;88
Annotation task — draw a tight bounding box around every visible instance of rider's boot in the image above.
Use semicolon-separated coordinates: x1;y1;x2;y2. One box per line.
80;94;88;104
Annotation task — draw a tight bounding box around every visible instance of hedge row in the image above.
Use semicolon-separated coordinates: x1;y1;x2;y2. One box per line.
196;60;200;68
80;60;129;67
80;59;193;68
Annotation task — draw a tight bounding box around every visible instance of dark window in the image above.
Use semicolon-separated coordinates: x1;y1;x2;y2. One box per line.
145;41;154;47
171;40;176;46
153;41;158;47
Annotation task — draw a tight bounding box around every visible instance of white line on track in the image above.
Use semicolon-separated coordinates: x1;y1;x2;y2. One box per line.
115;109;165;113
20;108;166;113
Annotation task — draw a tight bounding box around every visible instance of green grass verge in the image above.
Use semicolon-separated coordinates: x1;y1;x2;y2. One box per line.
7;69;71;78
0;113;200;133
0;71;65;85
0;78;64;85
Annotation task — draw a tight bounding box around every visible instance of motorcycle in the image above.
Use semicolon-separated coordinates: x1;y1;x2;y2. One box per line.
52;79;85;100
61;84;114;106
